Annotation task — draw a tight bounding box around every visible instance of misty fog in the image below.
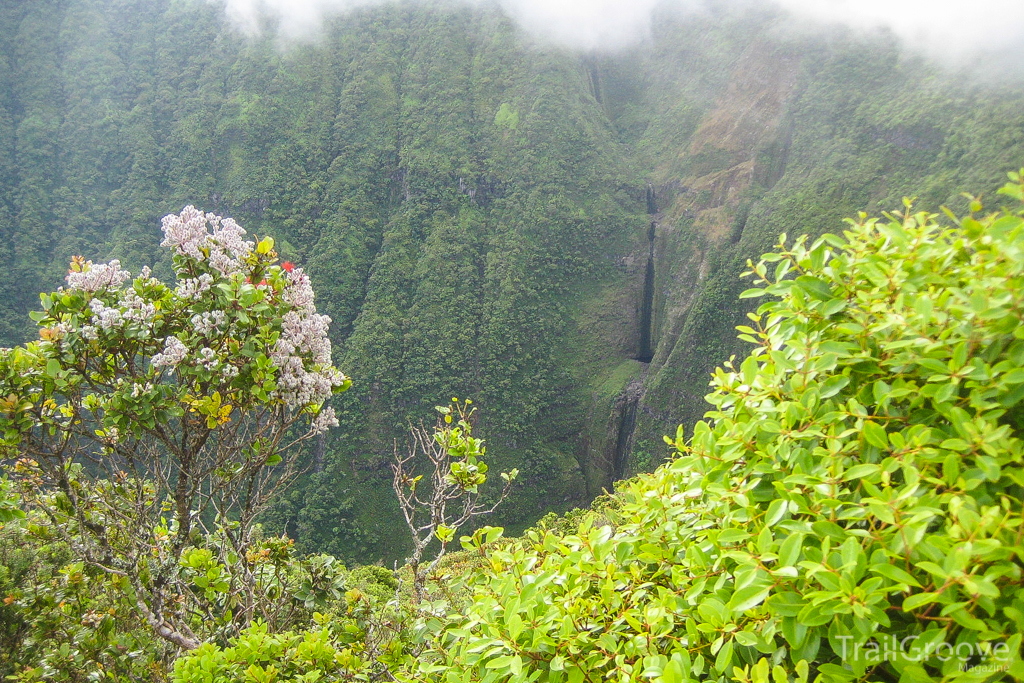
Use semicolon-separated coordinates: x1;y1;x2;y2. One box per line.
217;0;1024;64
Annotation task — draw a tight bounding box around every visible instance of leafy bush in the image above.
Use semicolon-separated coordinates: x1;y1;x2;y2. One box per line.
173;563;419;683
171;621;356;683
0;519;169;682
412;173;1024;683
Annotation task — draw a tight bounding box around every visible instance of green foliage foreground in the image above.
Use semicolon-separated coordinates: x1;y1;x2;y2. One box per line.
57;173;1024;681
397;175;1024;683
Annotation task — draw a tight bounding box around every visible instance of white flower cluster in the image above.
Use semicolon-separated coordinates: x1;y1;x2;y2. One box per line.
89;299;123;331
191;310;226;336
311;406;339;435
101;426;121;446
83;291;155;337
175;273;214;300
161;206;253;276
121;289;157;324
270;268;347;409
280;268;315;309
66;260;131;293
197;347;219;371
152;336;188;369
59;208;344;437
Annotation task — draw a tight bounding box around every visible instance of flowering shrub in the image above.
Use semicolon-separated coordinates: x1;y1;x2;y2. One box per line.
0;207;349;649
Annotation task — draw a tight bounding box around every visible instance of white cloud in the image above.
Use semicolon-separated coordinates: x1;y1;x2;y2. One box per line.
495;0;663;50
772;0;1024;62
214;0;1024;63
219;0;663;48
219;0;372;35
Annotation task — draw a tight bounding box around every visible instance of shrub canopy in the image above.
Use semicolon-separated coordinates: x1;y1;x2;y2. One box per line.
413;175;1024;683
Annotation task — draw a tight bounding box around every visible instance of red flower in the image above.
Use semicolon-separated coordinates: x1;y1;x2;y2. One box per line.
281;261;295;273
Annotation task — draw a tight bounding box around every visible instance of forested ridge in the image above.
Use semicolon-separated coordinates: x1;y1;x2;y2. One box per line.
2;0;1024;566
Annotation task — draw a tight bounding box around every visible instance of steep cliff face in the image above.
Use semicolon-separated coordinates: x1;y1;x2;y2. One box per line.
578;33;805;492
577;16;1024;488
632;39;802;458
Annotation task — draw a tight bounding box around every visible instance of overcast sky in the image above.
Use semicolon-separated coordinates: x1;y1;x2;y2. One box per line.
218;0;1024;63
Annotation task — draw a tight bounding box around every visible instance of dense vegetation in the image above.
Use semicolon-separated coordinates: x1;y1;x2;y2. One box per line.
7;173;1022;681
413;180;1024;683
6;0;1024;678
2;0;1024;569
0;0;648;561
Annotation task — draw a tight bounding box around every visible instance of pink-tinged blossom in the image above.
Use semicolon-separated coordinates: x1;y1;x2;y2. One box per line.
156;207;345;419
160;206;254;276
280;268;315;311
152;336;188;369
310;406;339;435
197;347;219;371
266;265;347;409
270;308;345;408
66;260;131;293
191;311;226;336
175;273;214;300
121;289;157;325
89;299;124;331
136;265;159;287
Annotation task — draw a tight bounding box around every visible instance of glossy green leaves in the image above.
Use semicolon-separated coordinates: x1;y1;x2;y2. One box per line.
413;172;1024;683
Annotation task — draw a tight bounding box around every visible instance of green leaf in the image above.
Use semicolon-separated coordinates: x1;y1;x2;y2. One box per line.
729;585;770;614
779;533;803;567
435;524;456;543
821;298;847;317
662;658;682;683
861;421;888;449
485;655;516;670
843;463;880;481
506;613;524;641
902;593;938;611
765;499;787;526
870;563;921;588
795;276;834;300
714;639;734;673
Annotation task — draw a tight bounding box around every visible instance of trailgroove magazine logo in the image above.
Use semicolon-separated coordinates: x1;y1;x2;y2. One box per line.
836;635;1011;673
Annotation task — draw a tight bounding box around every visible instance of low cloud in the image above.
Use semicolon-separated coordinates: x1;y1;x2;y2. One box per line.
493;0;663;50
219;0;663;49
217;0;1024;63
772;0;1024;64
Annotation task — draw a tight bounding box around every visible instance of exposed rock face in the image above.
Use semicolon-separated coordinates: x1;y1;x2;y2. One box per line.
576;23;1024;487
582;41;804;489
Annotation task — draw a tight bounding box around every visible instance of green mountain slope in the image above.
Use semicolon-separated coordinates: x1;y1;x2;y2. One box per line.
1;0;1023;563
